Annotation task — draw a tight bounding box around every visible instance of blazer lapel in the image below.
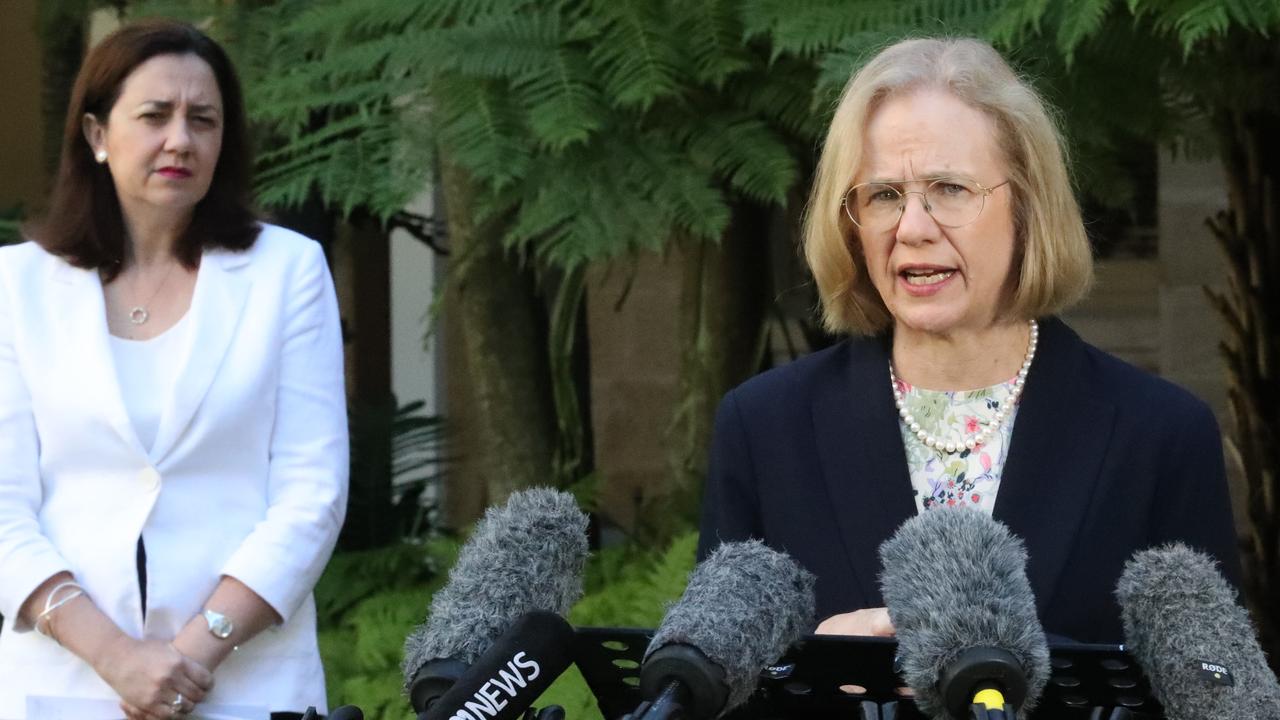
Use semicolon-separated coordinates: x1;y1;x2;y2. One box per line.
50;260;149;459
811;337;917;605
149;249;251;464
994;317;1116;612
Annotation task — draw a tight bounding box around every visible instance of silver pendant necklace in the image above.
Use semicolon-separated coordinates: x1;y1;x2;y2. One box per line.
890;319;1038;455
127;262;178;325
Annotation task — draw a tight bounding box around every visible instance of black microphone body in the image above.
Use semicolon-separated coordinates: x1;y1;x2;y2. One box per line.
1116;543;1280;720
401;488;590;714
423;611;576;720
879;507;1050;720
634;540;816;719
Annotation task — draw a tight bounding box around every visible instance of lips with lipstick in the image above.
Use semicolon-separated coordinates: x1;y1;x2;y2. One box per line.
900;267;956;286
156;166;193;179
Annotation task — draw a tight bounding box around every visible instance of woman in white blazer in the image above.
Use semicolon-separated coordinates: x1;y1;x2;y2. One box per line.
0;20;347;720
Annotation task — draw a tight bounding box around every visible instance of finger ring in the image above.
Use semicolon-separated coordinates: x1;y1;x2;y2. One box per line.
170;692;185;712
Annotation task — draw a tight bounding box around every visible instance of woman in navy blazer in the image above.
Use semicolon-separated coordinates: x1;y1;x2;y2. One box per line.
697;38;1241;644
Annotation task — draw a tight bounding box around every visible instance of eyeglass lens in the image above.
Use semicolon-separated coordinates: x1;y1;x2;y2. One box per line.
845;178;989;230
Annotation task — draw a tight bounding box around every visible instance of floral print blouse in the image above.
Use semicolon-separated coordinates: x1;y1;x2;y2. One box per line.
895;376;1022;515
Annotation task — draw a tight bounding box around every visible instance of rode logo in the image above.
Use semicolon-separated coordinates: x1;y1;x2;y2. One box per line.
1196;660;1235;687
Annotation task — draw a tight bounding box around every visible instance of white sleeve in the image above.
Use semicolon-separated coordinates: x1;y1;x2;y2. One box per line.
219;241;349;621
0;256;70;630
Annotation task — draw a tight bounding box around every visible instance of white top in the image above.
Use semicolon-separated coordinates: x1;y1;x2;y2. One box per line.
108;314;191;452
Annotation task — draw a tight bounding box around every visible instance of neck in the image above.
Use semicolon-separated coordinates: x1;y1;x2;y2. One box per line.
891;319;1032;391
120;207;191;267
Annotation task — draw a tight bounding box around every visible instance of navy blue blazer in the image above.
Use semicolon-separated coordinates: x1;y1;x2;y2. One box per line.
697;317;1242;643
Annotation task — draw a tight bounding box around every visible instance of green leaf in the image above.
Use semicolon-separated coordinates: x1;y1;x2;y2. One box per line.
1057;0;1116;65
587;0;683;109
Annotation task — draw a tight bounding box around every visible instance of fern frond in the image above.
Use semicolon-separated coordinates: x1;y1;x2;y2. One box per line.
669;0;752;87
515;46;608;149
742;0;1004;59
445;10;566;79
726;56;825;141
985;0;1053;48
1157;0;1233;52
1055;0;1116;63
432;73;532;192
585;0;683;109
682;113;800;204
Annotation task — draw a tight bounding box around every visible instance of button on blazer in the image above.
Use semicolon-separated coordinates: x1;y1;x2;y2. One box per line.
0;224;348;717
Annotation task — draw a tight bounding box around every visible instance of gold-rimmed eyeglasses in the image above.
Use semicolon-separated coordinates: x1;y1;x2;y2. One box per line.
841;176;1010;231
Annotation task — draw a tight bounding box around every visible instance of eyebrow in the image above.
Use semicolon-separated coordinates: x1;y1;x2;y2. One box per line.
861;172;975;184
137;100;222;115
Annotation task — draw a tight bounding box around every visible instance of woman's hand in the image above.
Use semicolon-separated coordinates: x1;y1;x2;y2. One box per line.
90;635;212;719
815;607;896;637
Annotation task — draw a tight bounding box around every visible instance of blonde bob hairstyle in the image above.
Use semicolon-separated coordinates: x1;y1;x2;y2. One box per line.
804;37;1093;335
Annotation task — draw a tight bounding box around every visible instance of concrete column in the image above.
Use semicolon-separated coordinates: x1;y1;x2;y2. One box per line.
1156;150;1229;416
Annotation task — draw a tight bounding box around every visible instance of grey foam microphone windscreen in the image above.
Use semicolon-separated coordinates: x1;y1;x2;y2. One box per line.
879;507;1050;719
644;539;816;714
1115;543;1280;720
401;487;590;688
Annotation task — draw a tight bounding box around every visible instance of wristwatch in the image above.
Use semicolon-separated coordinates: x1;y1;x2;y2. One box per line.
202;609;234;640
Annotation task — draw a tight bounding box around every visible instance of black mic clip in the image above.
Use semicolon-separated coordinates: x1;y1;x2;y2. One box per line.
940;646;1027;720
967;701;1016;720
409;656;471;714
521;705;566;720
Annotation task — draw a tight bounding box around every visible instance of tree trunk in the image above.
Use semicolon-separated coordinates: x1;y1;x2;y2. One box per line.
1204;101;1280;672
439;158;556;508
38;0;87;186
646;203;771;544
335;212;396;550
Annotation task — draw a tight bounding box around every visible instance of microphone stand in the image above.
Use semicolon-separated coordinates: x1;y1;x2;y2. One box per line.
619;680;689;720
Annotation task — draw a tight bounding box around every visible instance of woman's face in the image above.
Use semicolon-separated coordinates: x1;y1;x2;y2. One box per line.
84;53;224;227
854;89;1018;337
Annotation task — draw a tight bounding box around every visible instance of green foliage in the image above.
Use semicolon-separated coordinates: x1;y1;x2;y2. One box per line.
315;538;459;718
139;0;809;270
0;205;24;246
314;528;696;719
532;531;699;718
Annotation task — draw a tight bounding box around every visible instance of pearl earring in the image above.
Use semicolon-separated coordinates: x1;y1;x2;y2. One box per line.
95;150;108;163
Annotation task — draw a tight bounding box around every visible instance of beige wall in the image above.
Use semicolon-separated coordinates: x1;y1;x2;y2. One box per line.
0;0;46;215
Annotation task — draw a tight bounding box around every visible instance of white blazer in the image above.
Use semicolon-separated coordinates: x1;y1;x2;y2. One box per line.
0;225;349;718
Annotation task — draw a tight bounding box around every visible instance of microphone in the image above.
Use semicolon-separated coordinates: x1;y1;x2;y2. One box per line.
423;610;576;720
631;540;816;719
1115;543;1280;720
301;707;363;719
879;507;1050;720
401;488;590;715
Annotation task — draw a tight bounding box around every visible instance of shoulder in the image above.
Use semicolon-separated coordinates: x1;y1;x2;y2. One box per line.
1052;318;1216;434
212;223;327;277
725;337;877;415
0;241;66;292
0;240;55;274
242;223;324;263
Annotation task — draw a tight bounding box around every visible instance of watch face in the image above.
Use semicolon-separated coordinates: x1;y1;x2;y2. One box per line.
205;610;233;639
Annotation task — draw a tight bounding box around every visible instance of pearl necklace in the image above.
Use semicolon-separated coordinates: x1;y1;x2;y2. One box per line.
890;320;1038;455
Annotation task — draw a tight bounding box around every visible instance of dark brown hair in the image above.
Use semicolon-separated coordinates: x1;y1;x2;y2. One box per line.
29;19;259;279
